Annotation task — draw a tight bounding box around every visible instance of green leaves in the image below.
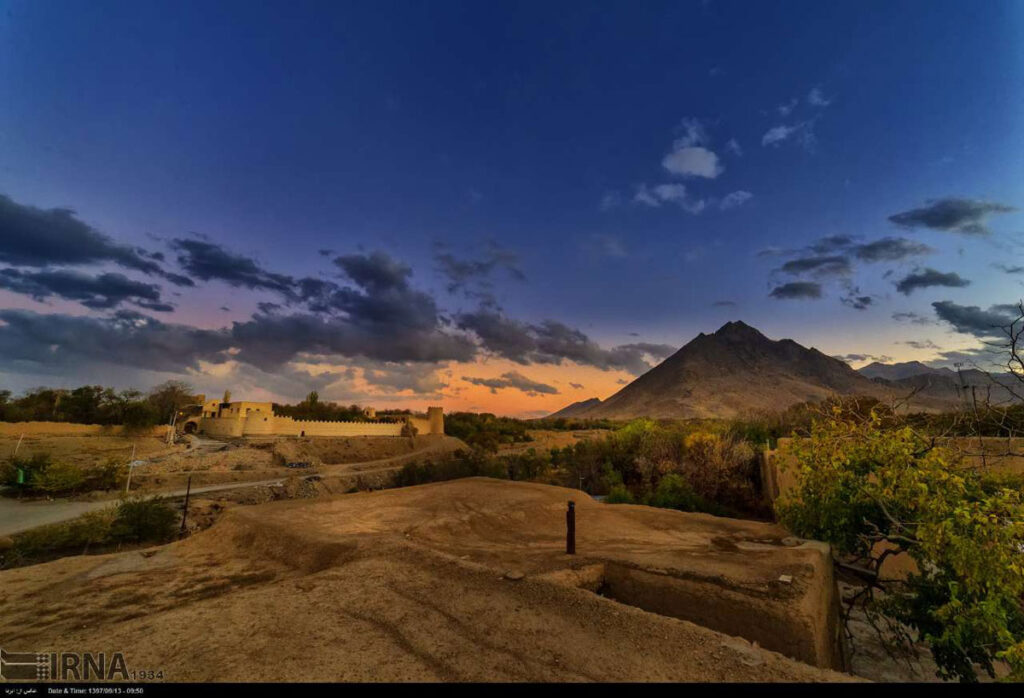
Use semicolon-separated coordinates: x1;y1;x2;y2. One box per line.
776;411;1024;681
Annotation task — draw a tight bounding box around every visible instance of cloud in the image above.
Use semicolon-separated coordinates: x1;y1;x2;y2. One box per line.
171;238;294;295
835;353;891;363
463;371;559;396
333;251;412;292
895;268;970;295
892;311;936;325
585;234;628;259
902;339;940;350
725;138;742;157
569;382;584;389
807;87;832;107
852;237;933;262
434;246;524;297
0;193;192;286
769;281;822;300
719;190;753;210
993;263;1024;274
454;308;674;375
761;122;813;148
840;292;873;310
888;197;1016;236
778;255;852;277
932;300;1017;338
0;268;174;312
633;183;706;213
660;117;724;179
661;147;723;179
776;98;798;117
0;309;232;374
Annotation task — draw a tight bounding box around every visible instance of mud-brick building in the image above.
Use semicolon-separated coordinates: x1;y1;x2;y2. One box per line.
187;398;444;439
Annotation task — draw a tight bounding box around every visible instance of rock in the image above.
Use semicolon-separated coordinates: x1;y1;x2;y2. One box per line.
504;570;525;581
778;574;793;584
781;536;802;547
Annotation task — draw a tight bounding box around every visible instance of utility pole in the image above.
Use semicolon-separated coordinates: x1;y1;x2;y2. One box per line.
566;501;576;555
124;443;136;495
180;475;192;535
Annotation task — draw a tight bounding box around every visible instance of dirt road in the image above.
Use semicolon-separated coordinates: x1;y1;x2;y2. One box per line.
0;478;284;537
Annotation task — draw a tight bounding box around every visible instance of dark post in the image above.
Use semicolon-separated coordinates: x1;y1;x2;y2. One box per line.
180;475;192;535
566;500;576;555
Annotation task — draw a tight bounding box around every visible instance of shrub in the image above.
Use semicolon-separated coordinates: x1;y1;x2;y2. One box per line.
604;484;634;504
645;473;713;513
776;409;1024;682
30;461;86;495
1;453;52;490
84;458;127;491
110;497;178;544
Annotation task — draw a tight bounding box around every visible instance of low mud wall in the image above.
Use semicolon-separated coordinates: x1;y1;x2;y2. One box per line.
0;421;170;438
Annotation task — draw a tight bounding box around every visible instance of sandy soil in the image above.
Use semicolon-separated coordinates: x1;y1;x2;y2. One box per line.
0;478;856;682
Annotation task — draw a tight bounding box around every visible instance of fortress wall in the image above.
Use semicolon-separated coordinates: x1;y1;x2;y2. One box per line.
285;418;404;437
0;421;170;438
199;406;444;438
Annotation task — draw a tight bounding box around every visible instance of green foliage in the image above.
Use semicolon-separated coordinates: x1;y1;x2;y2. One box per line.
2;454;125;497
775;410;1024;682
645;473;713;513
30;461;87;495
110;498;178;544
0;381;198;427
444;412;535;451
392;450;509;487
604;484;634;504
273;396;366;422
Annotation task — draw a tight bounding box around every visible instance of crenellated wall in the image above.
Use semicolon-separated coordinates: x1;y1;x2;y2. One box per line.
196;405;443;438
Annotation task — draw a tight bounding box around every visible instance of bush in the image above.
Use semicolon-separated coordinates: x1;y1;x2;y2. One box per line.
645;473;714;513
1;453;52;489
604;484;634;504
110;497;178;544
85;459;127;491
30;461;86;495
776;409;1024;682
392;450;508;487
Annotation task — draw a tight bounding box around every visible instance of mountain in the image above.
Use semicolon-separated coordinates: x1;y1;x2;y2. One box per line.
858;361;954;381
546;397;602;419
573;321;955;420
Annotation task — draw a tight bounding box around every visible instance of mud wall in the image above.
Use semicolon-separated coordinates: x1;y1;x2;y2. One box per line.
0;421;171;438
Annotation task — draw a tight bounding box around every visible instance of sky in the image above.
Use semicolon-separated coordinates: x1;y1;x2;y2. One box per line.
1;0;1023;416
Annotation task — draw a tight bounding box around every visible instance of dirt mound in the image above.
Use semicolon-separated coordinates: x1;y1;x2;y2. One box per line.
0;478;855;682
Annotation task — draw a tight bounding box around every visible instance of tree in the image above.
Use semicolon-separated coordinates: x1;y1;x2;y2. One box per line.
147;380;196;424
775;409;1024;682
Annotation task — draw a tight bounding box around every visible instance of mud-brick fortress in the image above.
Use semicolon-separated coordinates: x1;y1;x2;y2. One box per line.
189;398;444;439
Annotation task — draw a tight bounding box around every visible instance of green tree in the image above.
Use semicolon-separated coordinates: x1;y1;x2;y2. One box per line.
775;409;1024;682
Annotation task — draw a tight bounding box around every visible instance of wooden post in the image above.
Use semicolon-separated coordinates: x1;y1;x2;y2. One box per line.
566;500;576;555
13;433;24;458
180;475;192;535
124;443;137;495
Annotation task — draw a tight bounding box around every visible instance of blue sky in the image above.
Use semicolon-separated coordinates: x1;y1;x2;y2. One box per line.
1;0;1022;414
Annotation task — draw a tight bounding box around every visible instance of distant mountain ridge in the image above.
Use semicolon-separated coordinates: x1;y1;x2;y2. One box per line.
547;397;602;419
858;361;954;381
546;321;986;420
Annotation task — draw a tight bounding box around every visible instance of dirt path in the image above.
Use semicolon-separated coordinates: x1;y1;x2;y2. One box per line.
0;479;284;537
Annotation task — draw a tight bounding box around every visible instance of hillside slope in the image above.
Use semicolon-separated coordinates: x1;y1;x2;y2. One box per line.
570;321;957;420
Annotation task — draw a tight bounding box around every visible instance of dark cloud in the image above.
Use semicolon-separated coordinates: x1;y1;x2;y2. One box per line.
889;197;1016;236
892;311;935;325
993;263;1024;274
840;292;873;310
569;382;584;389
434;246;524;296
463;371;559;396
902;339;940;350
229;311;476;371
932;300;1016;337
834;353;891;363
454;309;674;375
769;282;822;300
778;255;851;277
852;237;933;262
0;309;231;373
895;268;969;295
0;268;173;312
171;238;294;295
0;194;192;286
333;251;412;292
809;235;856;255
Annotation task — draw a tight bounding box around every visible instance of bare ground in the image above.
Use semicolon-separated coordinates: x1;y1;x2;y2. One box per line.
0;478;857;682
